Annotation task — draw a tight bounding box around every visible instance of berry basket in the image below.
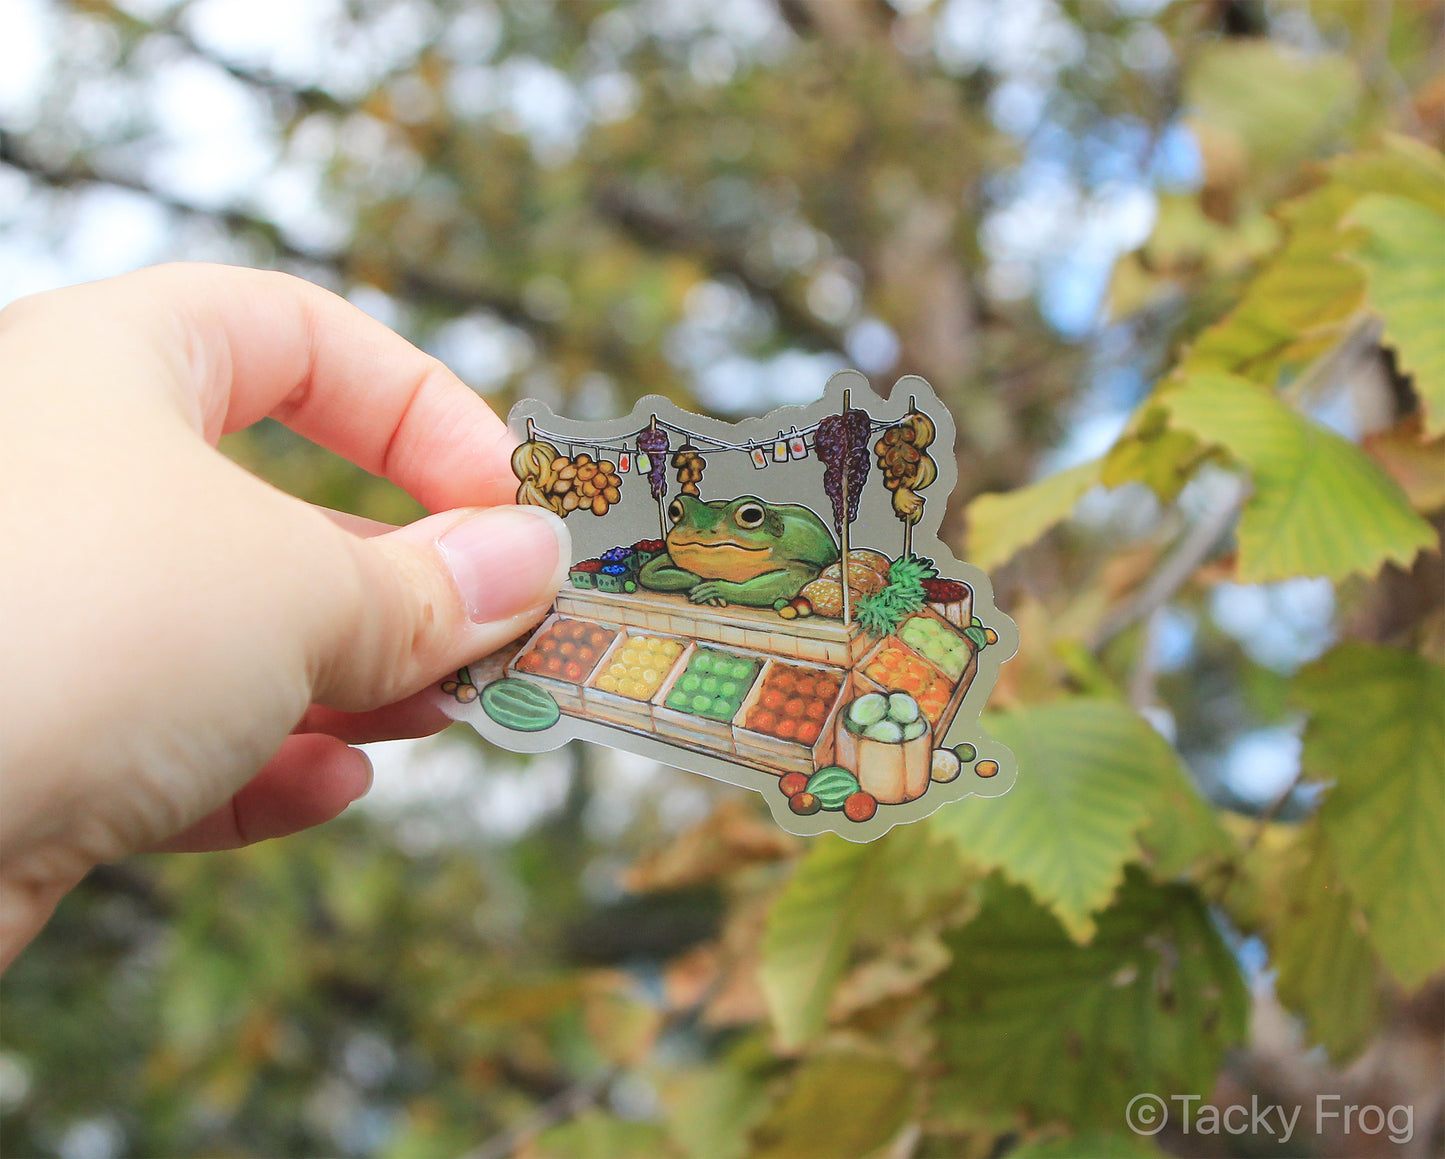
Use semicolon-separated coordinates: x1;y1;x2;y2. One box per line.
569;559;603;589
595;563;638;594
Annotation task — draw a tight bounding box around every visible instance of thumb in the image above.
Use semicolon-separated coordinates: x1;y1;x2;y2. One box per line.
310;505;570;710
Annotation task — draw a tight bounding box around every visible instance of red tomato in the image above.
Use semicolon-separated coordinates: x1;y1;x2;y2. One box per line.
750;710;776;733
804;699;827;721
783;698;806;718
540;637;558;653
778;772;809;798
794;677;816;698
761;689;785;710
559;641;577;658
843;792;878;823
564;661;584;681
545;656;564;675
775;717;797;740
795;721;820;745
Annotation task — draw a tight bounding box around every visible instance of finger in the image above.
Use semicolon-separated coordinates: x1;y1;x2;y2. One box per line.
309;503;569;711
74;263;520;512
152;733;371;852
295;689;452;745
317;506;397;538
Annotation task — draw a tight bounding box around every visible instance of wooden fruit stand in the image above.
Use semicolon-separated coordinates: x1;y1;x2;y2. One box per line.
505;581;980;782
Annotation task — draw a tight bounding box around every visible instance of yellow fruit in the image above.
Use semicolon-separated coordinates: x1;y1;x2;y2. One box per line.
598;675;619;692
662;641;682;656
608;663;627;678
642;669;659;684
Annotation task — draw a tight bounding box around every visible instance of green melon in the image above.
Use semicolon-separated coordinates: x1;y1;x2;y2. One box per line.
805;766;861;810
481;678;561;732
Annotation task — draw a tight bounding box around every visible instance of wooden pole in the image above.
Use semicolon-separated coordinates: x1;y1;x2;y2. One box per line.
902;397;917;560
651;415;666;542
841;389;852;628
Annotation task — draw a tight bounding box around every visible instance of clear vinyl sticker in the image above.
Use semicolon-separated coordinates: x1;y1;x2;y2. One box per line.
435;370;1018;841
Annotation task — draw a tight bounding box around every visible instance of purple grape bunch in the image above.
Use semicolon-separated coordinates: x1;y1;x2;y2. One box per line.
814;409;871;530
637;425;670;500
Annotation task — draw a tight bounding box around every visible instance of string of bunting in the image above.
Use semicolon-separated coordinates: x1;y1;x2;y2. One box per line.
524;413;896;472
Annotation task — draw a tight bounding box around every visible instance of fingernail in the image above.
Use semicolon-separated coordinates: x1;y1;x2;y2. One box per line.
353;750;375;801
438;506;570;624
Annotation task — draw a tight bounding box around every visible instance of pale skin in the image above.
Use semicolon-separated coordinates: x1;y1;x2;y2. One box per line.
0;264;572;970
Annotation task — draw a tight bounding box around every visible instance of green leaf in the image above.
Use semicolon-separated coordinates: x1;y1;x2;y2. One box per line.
1008;1131;1166;1159
964;459;1101;573
533;1110;674;1159
749;1053;912;1159
1349;194;1445;437
1185;41;1360;174
760;829;970;1049
1266;827;1387;1063
1164;372;1435;582
1181;137;1445;387
1182;177;1365;383
1101;416;1206;502
930;699;1185;942
1135;760;1237;883
1294;643;1445;989
759;836;890;1051
662;1056;771;1159
933;870;1248;1131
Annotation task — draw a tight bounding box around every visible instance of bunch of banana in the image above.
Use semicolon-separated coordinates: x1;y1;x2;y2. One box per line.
672;445;705;496
875;411;937;525
512;442;624;517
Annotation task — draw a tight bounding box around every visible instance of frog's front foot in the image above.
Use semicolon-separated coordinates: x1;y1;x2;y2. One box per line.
689;581;730;606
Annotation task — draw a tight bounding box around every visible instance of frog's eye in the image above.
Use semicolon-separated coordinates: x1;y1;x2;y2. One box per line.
668;499;684;524
735;502;766;529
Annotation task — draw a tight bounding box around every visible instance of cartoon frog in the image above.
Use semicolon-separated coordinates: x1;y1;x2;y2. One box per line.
639;494;839;608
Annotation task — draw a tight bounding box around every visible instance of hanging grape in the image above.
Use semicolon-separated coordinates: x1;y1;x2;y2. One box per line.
814;409;871;532
636;425;670;500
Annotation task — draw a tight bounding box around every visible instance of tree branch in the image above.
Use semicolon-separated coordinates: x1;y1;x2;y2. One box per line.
592;180;848;357
0;128;552;334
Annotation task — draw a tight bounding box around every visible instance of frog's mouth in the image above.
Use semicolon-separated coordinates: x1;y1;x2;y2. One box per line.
669;537;772;553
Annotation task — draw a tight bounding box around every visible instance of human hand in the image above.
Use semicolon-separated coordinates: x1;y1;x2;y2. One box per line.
0;264;570;968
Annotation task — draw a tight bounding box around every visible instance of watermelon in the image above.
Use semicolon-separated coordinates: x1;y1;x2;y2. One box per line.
481;678;561;731
805;765;861;810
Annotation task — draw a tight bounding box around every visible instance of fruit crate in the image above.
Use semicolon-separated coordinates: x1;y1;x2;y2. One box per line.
731;657;848;777
895;608;977;683
505;613;618;713
853;643;978;743
651;644;765;755
580;629;688;734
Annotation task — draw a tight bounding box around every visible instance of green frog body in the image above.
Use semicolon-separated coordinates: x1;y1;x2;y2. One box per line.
639;495;839;608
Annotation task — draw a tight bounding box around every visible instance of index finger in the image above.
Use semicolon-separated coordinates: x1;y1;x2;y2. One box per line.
142;263;520;512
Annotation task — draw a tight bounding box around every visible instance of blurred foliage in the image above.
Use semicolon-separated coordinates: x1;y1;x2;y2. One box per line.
2;1;1444;1157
